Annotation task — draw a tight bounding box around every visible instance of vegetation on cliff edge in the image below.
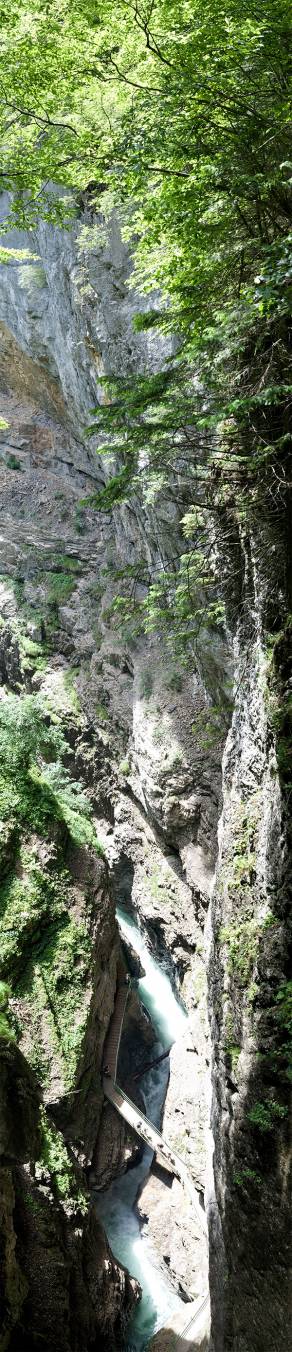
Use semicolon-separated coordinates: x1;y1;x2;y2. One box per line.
0;691;104;1089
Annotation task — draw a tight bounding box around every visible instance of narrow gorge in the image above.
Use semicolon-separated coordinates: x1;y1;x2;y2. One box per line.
0;202;215;1350
0;5;291;1351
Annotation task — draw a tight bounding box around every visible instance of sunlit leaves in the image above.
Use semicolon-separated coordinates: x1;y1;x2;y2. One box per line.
0;0;290;646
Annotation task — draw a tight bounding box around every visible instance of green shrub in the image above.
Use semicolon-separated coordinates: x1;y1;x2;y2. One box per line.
61;668;81;716
247;981;259;1005
139;670;153;700
20;636;44;657
0;1012;15;1040
192;702;227;750
248;1099;288;1132
0;693;66;774
0;980;11;1010
0;981;14;1039
234;1167;263;1189
5;454;23;471
38;1109;87;1208
95;702;109;723
118;758;130;776
220;917;259;985
32;763;104;853
0;691;104;1083
47;573;76;606
275;981;292;1035
0;849;98;1084
0;693;104;850
167;671;183;693
73;507;87;535
51;554;81;574
169;751;183;769
0;858;68;978
226;1043;240;1072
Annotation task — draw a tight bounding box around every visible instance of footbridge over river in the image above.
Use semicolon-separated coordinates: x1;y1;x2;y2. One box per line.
102;980;207;1239
102;975;210;1345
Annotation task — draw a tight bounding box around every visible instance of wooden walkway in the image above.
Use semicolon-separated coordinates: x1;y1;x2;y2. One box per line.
102;979;210;1338
104;1075;207;1237
103;980;130;1081
102;979;207;1238
177;1292;210;1347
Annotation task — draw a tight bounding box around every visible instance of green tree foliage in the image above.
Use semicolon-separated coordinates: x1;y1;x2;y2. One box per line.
1;2;291;299
0;693;65;772
0;693;103;849
85;365;228;648
0;0;291;643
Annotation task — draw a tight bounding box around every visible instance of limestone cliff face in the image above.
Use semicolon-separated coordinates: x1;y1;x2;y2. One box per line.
0;192;290;1352
209;550;291;1352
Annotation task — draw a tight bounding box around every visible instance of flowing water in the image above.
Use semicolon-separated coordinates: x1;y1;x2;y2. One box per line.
95;907;189;1350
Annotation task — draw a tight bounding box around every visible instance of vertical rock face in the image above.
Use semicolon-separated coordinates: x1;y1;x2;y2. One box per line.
0;193;290;1350
9;1172;137;1352
209;539;291;1352
0;1040;138;1352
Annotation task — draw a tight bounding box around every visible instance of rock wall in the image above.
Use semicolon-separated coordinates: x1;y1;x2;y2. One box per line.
0;1038;138;1352
209;560;291;1352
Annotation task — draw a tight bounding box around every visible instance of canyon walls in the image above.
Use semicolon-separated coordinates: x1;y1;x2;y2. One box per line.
0;193;290;1351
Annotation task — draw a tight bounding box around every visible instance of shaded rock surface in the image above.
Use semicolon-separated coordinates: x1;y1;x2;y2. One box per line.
209;623;292;1352
0;1034;139;1352
1;1162;139;1352
0;1038;41;1163
9;1167;138;1352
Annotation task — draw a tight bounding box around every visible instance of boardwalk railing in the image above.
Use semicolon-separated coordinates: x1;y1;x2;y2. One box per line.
103;982;130;1082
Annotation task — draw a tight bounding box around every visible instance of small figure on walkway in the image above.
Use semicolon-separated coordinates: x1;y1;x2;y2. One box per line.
165;1149;176;1167
103;1064;111;1078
